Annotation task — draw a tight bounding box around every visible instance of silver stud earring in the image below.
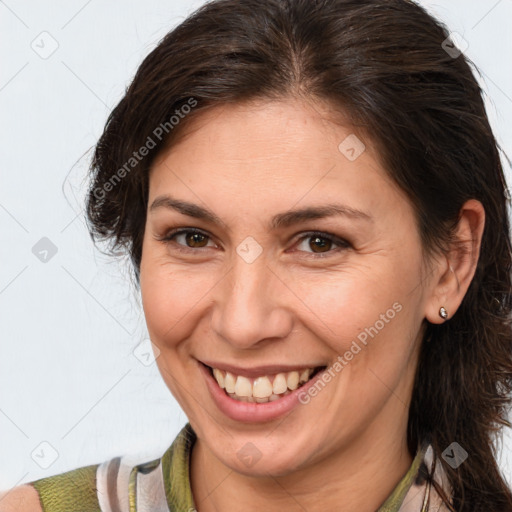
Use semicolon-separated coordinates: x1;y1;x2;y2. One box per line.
439;307;448;320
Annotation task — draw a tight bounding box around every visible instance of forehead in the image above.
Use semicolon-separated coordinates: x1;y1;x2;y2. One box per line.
152;98;380;177
147;98;404;221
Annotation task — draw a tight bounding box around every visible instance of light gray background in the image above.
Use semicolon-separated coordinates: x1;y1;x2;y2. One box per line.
1;0;511;490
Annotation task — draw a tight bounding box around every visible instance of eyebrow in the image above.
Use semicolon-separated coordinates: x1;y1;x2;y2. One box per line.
149;195;372;230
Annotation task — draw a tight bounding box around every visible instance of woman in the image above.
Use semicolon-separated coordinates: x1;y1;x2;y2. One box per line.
2;0;511;510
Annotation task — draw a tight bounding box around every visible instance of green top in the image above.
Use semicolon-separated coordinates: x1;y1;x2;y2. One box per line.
30;423;450;511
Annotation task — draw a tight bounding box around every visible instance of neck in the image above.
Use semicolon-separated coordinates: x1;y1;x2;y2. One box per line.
190;420;414;512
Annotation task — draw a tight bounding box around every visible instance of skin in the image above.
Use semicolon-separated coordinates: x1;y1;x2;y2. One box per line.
3;98;484;511
139;97;484;512
0;485;43;511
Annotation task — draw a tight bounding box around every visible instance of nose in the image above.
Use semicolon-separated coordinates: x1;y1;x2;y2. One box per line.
209;253;294;350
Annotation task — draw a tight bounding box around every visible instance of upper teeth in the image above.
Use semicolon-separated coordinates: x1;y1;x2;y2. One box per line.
212;367;315;401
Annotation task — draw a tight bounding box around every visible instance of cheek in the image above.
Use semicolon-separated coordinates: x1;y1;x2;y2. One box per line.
139;252;219;346
288;264;407;350
290;253;422;395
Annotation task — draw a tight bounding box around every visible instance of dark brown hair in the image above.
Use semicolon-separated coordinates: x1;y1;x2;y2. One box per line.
85;0;512;509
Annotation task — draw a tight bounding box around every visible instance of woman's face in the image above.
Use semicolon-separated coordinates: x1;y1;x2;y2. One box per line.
140;98;434;476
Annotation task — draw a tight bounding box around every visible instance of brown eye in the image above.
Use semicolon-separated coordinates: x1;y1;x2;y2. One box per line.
309;236;332;253
184;231;209;248
294;232;350;258
156;228;215;252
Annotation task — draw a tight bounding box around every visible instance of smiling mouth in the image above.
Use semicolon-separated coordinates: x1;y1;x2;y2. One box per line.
206;365;326;403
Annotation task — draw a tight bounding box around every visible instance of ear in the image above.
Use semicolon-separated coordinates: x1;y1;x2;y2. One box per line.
425;199;485;324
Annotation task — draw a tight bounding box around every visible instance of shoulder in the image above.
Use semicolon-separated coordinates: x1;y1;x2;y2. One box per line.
28;461;100;511
0;425;195;512
0;484;43;512
1;454;167;512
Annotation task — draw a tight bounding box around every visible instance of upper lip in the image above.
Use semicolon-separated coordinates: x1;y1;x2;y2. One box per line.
200;360;325;378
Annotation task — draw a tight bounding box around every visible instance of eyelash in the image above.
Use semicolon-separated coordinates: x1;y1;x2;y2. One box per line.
155;228;351;259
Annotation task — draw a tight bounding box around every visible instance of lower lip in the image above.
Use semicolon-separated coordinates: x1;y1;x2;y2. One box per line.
199;362;325;423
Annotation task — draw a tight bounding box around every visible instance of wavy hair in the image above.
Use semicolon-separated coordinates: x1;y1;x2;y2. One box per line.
85;0;512;509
